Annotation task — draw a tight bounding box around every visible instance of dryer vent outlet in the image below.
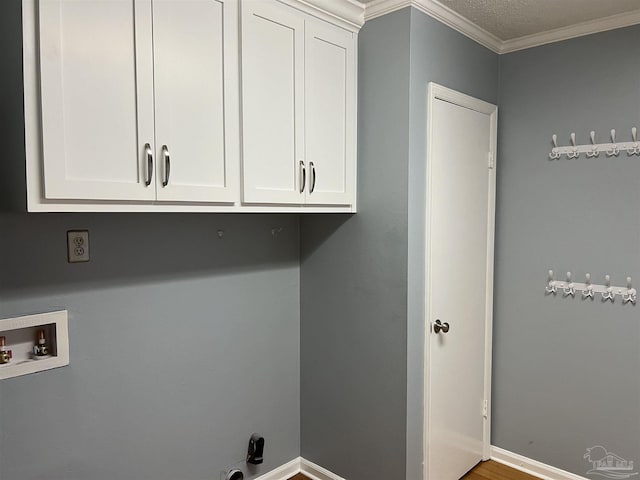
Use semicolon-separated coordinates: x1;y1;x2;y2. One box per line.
246;434;264;465
224;469;243;480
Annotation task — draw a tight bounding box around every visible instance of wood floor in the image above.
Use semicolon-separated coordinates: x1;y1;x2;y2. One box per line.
462;460;539;480
288;460;540;480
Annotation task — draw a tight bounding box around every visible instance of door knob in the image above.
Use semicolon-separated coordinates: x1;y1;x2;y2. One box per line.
433;319;450;334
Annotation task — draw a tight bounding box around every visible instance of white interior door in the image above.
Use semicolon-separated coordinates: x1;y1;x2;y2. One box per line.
241;0;305;204
152;0;238;203
38;0;155;201
426;84;497;480
304;18;355;206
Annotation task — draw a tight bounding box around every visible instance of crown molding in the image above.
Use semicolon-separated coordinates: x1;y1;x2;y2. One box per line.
363;0;640;54
499;8;640;53
364;0;502;52
280;0;366;31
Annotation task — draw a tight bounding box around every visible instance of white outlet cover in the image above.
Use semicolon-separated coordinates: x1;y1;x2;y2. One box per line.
67;230;89;263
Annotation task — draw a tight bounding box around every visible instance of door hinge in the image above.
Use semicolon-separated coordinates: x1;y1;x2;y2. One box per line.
487;152;495;170
482;399;489;419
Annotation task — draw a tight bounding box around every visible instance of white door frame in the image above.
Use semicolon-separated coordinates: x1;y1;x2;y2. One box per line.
423;82;498;479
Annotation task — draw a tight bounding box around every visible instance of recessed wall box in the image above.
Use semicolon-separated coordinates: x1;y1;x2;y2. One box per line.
0;310;69;380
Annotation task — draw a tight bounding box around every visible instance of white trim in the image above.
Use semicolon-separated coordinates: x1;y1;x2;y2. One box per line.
364;0;502;52
254;457;302;480
491;446;589;480
424;83;497;479
245;451;589;480
278;0;365;31
363;0;640;54
251;457;346;480
300;458;346;480
499;9;640;53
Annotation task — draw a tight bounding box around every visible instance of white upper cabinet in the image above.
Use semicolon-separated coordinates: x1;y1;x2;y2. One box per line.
241;0;357;206
38;0;238;204
304;18;356;206
24;0;362;212
152;0;238;203
38;0;156;201
241;0;305;204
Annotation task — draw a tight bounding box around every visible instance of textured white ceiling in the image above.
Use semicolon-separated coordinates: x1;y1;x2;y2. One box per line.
362;0;640;40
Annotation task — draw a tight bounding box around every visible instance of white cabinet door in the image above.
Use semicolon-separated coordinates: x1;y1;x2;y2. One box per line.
152;0;238;203
38;0;156;201
241;0;305;204
304;19;356;206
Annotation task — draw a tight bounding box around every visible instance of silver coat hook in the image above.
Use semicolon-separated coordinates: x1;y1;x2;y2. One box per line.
607;129;619;157
586;131;599;158
623;276;637;305
563;271;575;297
629;127;640;156
602;274;615;302
567;133;579;158
545;270;557;294
549;134;561;159
582;273;594;299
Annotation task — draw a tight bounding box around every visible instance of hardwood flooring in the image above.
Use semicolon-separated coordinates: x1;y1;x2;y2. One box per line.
462;460;540;480
287;460;540;480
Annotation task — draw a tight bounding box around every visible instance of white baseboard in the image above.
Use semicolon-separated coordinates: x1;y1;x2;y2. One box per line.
299;458;346;480
252;457;345;480
257;449;587;480
254;457;302;480
491;446;589;480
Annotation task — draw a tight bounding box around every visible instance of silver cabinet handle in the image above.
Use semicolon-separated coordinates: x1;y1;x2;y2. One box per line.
433;319;450;334
310;161;316;193
144;143;153;186
300;160;306;193
162;145;170;187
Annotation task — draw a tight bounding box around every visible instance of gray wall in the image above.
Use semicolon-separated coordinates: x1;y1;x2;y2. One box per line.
0;213;301;480
300;7;499;480
493;26;640;475
406;10;499;480
300;8;411;480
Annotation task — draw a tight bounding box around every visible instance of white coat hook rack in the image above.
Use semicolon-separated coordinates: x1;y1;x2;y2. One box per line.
545;271;636;305
548;128;640;160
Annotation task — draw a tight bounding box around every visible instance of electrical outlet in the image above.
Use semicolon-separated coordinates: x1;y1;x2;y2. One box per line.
67;230;90;263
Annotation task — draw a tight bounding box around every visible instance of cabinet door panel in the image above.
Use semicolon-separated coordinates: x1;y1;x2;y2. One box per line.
241;0;305;204
38;0;155;201
305;19;356;205
153;0;238;203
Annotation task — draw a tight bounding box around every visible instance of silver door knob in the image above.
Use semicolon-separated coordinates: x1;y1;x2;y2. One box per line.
434;319;450;334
